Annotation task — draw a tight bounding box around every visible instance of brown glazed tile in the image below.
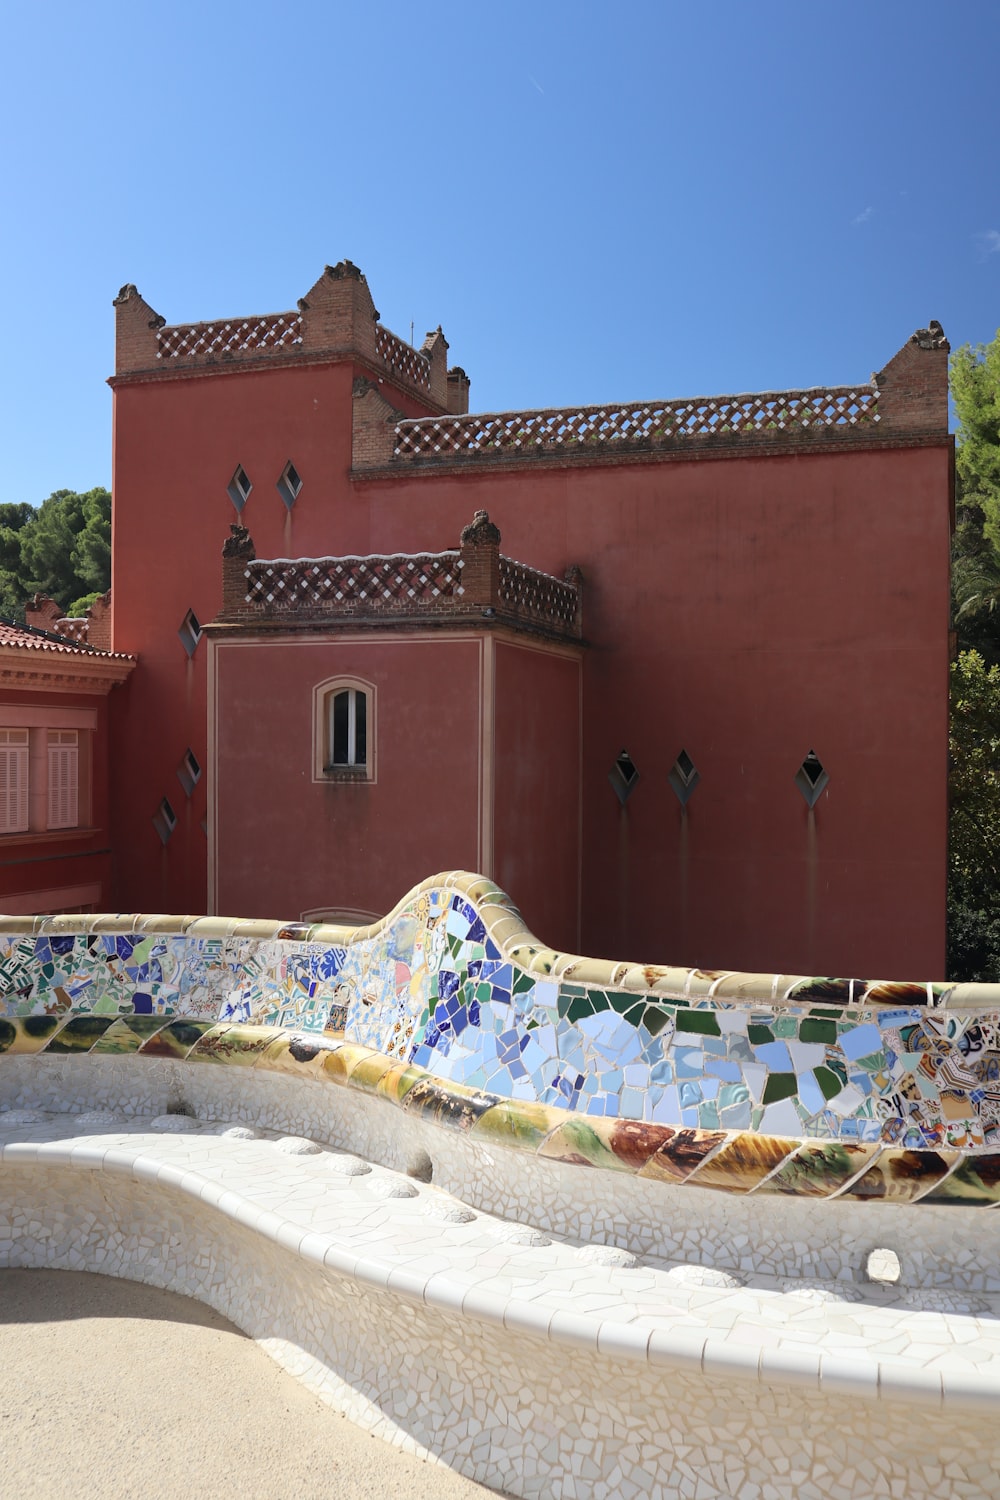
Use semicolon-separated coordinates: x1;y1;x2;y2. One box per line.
44;1015;117;1053
638;1128;728;1184
137;1020;218;1059
188;1024;275;1066
608;1120;679;1171
0;1015;62;1055
257;1032;348;1079
758;1140;881;1198
688;1132;800;1193
839;1147;960;1203
860;982;929;1006
920;1153;1000;1205
400;1076;503;1130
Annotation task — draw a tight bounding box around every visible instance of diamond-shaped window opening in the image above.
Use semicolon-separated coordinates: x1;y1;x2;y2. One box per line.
176;747;202;799
668;748;700;807
227;465;252;513
178;609;202;658
795;749;829;809
153;797;177;846
609;749;640;807
277;460;303;510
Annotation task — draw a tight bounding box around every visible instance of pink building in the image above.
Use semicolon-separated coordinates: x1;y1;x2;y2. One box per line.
0;618;133;914
107;265;953;977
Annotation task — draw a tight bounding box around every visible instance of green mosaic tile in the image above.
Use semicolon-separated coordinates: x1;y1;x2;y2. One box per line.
675;1009;721;1037
762;1072;798;1105
799;1018;837;1045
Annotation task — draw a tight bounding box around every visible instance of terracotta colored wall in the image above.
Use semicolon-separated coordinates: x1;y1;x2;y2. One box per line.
492;639;582;954
211;634;485;920
356;444;951;978
112;349;950;977
0;688;114;912
110;359;445;915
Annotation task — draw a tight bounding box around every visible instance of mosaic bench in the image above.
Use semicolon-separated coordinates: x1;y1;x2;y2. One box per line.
4;871;1000;1499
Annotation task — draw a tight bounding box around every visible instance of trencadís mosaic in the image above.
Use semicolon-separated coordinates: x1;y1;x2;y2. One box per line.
3;872;1000;1202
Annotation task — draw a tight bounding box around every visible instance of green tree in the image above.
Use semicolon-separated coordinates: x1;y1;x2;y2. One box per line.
948;649;1000;980
0;502;36;618
11;488;111;619
951;331;1000;661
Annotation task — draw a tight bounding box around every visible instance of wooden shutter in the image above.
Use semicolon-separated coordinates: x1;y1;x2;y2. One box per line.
47;730;79;830
0;730;29;833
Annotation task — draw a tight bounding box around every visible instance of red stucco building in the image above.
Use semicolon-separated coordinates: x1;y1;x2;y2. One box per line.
0;616;133;914
106;264;953;977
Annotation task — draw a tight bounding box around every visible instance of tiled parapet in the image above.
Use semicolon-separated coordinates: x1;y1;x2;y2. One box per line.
3;870;1000;1204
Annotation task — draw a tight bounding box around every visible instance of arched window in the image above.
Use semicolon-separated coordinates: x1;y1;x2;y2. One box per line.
313;678;376;782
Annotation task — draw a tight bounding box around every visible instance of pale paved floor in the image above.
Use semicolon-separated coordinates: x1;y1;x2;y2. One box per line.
0;1269;509;1500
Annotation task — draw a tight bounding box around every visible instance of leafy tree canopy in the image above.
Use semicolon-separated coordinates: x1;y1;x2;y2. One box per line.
948;649;1000;981
0;488;110;622
952;331;1000;660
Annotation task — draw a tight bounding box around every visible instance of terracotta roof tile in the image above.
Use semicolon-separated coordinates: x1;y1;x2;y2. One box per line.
0;621;133;660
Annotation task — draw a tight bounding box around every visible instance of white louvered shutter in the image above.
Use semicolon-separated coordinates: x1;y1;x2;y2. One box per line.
47;730;79;830
0;730;29;833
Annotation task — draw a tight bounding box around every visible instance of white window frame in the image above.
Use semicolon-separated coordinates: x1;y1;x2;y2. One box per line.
312;677;376;783
0;710;95;839
47;729;80;830
0;729;30;834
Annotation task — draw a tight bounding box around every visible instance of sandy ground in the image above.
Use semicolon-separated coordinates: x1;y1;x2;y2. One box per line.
0;1269;510;1500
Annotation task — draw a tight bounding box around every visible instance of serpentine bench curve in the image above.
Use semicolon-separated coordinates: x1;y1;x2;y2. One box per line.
5;871;1000;1500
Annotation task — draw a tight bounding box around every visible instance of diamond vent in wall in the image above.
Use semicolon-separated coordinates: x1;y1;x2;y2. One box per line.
228;465;252;513
153;798;177;846
277;461;302;510
176;748;202;798
609;750;639;806
794;749;829;808
668;748;700;807
178;609;202;658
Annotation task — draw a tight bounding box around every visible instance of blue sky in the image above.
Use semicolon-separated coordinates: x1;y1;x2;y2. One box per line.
2;0;998;506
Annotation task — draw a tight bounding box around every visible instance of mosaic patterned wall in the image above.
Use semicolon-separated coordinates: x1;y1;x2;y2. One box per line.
4;874;1000;1201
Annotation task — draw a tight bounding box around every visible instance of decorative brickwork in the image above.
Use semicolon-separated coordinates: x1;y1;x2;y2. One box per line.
112;262;455;413
24;591;112;651
213;513;582;641
244;551;464;612
156;313;303;362
346;326;949;475
374;325;431;391
389;385;881;466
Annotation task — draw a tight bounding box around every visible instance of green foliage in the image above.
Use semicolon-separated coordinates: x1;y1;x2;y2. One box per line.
951;331;1000;661
0;488;110;622
65;591;103;618
948;650;1000;980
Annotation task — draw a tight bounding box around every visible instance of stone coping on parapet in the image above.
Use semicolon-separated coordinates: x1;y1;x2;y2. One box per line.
0;869;992;1010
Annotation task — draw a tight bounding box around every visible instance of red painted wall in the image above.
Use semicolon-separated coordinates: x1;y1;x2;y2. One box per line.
0;688;114;912
111;359;445;915
492;638;582;954
211;634;485;920
112;348;950;978
355;445;951;977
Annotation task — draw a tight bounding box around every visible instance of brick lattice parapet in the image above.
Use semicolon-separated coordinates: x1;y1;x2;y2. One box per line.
215;512;582;642
352;324;951;474
111;262;455;411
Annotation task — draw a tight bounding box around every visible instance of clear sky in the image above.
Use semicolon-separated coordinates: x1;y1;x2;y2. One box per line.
2;0;998;507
